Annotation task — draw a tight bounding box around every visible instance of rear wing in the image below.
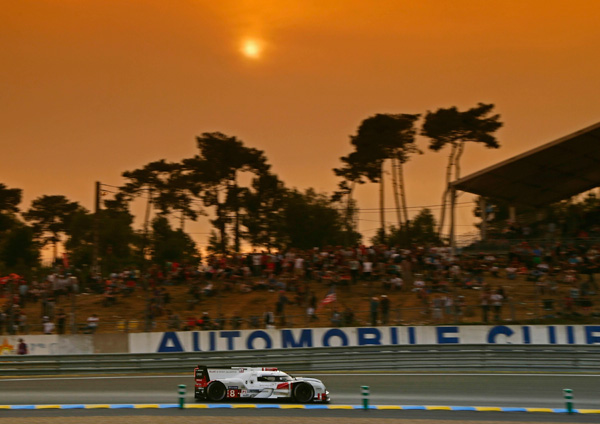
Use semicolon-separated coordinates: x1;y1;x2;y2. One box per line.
194;365;210;380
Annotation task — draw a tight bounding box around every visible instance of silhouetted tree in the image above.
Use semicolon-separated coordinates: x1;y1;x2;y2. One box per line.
0;184;23;233
335;113;420;243
64;198;139;273
371;208;439;247
242;172;287;250
0;183;22;214
23;195;84;261
183;132;270;253
0;224;39;275
121;160;200;227
206;230;227;255
0;183;39;274
334;150;378;244
353;114;421;226
120;160;201;266
421;103;502;237
409;208;441;244
281;189;360;249
149;216;200;267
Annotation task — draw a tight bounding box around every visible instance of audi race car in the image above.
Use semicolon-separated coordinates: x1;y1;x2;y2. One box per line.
194;366;330;403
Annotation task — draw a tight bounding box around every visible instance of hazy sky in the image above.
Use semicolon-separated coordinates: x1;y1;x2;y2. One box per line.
3;0;600;250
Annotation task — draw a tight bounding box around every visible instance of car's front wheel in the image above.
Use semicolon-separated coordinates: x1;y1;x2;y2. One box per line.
206;381;227;402
292;382;314;403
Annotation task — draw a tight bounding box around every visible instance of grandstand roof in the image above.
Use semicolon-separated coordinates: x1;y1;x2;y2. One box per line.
451;121;600;207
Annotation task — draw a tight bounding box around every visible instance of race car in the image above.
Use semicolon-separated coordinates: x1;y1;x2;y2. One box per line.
194;365;329;403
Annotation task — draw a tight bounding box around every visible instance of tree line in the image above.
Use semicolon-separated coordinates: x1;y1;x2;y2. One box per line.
0;103;504;276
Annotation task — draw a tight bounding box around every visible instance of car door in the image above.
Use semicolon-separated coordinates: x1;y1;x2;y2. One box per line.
254;374;276;398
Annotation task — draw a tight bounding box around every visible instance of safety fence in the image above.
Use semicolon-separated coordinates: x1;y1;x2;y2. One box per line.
1;344;600;376
4;299;593;336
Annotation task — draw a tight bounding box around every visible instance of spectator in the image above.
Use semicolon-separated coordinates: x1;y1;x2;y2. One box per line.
263;309;275;328
45;292;56;320
489;264;500;277
413;276;425;293
480;291;490;323
56;309;67;334
18;280;28;308
124;278;136;296
167;310;180;330
231;313;243;330
362;260;373;281
390;276;403;291
68;273;79;294
103;287;116;307
380;295;390;325
85;314;99;333
506;266;517;280
349;258;360;285
18;311;28;334
276;291;288;326
309;292;317;311
0;310;5;335
214;314;225;330
306;306;318;323
370;296;379;326
444;294;454;319
200;312;212;330
17;338;28;355
562;293;575;314
428;295;441;322
490;289;504;321
343;307;354;326
330;309;342;327
203;282;214;297
294;255;305;277
184;316;196;331
42;316;55;334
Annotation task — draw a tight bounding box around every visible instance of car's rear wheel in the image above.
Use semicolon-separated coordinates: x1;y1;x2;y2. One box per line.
292;382;314;403
206;381;227;402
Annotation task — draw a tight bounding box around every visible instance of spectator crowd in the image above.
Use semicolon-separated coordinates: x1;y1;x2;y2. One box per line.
2;237;600;335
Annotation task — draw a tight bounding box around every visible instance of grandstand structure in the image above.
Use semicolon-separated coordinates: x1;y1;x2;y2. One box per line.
449;121;600;250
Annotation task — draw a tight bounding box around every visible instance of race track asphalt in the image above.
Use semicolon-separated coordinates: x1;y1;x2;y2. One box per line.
1;372;600;422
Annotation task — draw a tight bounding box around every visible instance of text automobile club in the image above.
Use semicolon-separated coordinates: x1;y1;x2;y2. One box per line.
147;325;600;353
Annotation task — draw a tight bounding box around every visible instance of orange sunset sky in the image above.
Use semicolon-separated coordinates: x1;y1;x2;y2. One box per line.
2;0;600;252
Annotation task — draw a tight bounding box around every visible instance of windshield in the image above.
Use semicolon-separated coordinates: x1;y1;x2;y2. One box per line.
257;374;292;382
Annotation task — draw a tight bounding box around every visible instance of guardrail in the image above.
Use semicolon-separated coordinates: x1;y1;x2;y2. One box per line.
1;345;600;375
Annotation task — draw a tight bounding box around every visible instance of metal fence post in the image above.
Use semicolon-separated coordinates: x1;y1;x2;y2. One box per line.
563;388;573;414
178;384;186;409
361;385;370;410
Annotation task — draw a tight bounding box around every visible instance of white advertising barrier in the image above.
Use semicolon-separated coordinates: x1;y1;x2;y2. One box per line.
129;324;600;354
0;335;94;355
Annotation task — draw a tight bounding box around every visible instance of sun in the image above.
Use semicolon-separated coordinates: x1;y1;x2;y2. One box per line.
241;39;262;59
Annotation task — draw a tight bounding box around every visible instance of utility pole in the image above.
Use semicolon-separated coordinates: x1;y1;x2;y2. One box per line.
480;197;487;241
141;187;153;265
379;162;386;243
141;188;153;332
70;282;77;334
449;187;457;256
92;181;101;276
